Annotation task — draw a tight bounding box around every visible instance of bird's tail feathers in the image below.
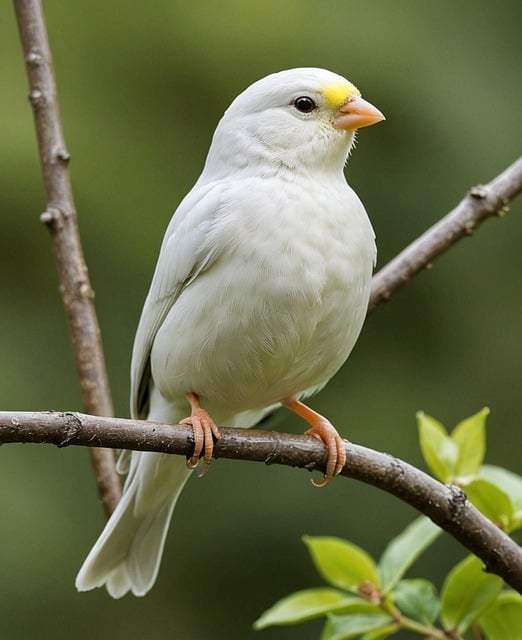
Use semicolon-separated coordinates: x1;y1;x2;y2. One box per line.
75;452;191;598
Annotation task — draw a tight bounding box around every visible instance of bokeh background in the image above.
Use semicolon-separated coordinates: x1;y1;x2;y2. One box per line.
1;1;521;638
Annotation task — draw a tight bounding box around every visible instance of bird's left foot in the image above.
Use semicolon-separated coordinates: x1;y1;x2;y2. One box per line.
181;392;221;476
283;398;347;487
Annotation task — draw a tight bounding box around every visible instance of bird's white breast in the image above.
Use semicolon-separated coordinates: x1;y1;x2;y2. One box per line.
151;172;375;420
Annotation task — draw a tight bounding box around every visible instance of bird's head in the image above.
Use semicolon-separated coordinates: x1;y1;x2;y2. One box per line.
202;68;384;179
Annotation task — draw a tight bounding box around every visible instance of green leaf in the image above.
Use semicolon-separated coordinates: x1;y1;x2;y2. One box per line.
253;588;362;628
465;478;513;529
303;536;381;591
393;579;440;625
379;516;441;591
479;465;522;529
322;613;394;640
360;624;400;640
479;592;522;640
452;408;489;483
440;555;503;634
417;412;458;482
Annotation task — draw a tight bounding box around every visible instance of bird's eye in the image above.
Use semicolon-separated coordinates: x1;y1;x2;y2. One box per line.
293;96;317;113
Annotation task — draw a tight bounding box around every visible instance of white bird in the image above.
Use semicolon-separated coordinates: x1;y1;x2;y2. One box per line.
76;67;384;598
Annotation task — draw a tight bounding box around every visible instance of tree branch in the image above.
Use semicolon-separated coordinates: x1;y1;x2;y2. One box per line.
13;0;121;515
1;410;521;593
369;156;522;311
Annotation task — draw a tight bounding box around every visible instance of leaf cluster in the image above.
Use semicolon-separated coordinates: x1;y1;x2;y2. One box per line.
254;410;522;639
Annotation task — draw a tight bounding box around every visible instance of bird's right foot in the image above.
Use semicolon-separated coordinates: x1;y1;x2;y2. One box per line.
181;392;221;476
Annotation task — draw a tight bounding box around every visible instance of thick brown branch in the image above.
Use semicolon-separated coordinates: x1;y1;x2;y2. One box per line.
369;156;522;312
13;0;120;515
1;410;521;593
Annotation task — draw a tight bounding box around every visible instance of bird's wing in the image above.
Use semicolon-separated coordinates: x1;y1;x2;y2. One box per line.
130;181;227;419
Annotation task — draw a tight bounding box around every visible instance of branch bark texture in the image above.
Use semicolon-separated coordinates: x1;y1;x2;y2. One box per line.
13;0;121;515
369;155;522;312
2;410;521;594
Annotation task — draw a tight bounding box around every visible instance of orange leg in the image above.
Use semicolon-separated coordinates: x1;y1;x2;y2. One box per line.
282;398;347;488
180;392;221;476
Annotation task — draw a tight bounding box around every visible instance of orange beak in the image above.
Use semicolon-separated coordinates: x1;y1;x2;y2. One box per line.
334;95;385;131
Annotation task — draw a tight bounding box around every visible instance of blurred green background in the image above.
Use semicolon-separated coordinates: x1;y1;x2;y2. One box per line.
1;1;521;638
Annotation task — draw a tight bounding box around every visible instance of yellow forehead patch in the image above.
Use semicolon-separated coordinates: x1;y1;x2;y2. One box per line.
321;82;361;109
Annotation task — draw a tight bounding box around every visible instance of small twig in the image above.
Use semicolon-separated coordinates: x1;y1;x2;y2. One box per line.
369;156;522;312
1;410;521;594
13;0;121;516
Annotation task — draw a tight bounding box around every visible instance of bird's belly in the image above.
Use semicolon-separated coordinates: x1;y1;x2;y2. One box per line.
151;213;373;417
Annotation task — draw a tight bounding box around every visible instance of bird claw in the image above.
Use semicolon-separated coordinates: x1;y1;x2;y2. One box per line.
282;398;347;488
181;393;221;476
305;421;347;488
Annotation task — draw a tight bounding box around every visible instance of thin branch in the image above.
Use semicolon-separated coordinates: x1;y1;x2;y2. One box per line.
2;410;521;593
369;156;522;312
13;0;120;516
